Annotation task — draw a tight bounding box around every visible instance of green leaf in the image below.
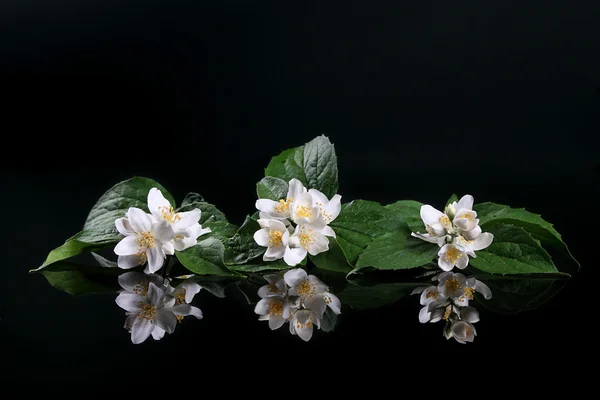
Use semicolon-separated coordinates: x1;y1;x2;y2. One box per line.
475;202;579;272
354;232;439;272
224;214;266;265
175;238;242;277
36;261;121;295
469;223;558;274
264;135;339;198
256;177;289;201
84;176;175;233
176;201;227;225
330;200;406;265
181;192;204;206
264;146;307;187
203;221;239;242
309;238;353;273
302;135;339;198
385;200;424;233
471;273;569;314
32;230;120;272
446;194;458;207
338;281;422;310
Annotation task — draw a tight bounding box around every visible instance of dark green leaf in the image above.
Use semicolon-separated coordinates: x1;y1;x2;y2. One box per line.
264;146;307;187
224;215;266;265
203;221;239;242
256;177;289;201
176;201;227;225
175;238;242;277
309;238;353;273
330;200;406;265
36;261;121;295
385;200;424;233
469;223;558;274
475;202;579;272
181;192;204;206
446;194;458;207
354;232;439;272
84;176;174;233
302;135;339;198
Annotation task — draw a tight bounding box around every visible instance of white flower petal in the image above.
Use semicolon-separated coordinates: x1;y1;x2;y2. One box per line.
173;209;201;231
171;304;203;319
473;232;494;251
462;225;482;240
456;195;474;211
253;228;271;247
324;292;341;314
115;293;143;312
420;286;439;306
114;236;140;256
460;307;480;323
254;298;270;315
456;253;469;269
475;280;492;299
117;272;146;292
419;306;431;323
429;307;445;323
304;295;327;317
325;194;342;222
308;275;329;293
411;286;426;295
256;199;278;213
283;268;308;287
127;207;153;232
117;255;141;269
267;219;287;233
420;205;445;227
287;178;307;201
308;233;329;256
321;226;336;238
155;309;177;334
438;256;454;272
145;246;164;274
283;247;307;267
268;315;286;330
151;326;166;340
131;318;154;344
293;310;315;342
146;282;164;306
115;217;135;236
147;188;172;219
179;281;202;303
264;245;285;261
152;220;175;243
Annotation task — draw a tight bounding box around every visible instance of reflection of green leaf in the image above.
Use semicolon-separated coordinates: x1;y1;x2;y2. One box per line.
176;238;242;277
338;281;422;310
181;275;241;298
470;223;558;274
320;308;338;332
471;273;569;314
309;238;352;273
256;177;288;201
228;259;292;273
36;262;121;295
354;232;438;273
475;202;579;272
330;200;405;265
84;176;175;233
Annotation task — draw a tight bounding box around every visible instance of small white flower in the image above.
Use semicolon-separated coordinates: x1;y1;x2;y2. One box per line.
255;178;306;221
289;192;321;225
447;307;480;344
308;189;342;226
284;223;330;266
437;272;492;306
411;285;448;323
289;308;321;342
257;274;288;298
437;242;469;271
254;295;293;330
455;234;494;258
114;207;175;273
283;268;340;317
147;188;211;251
253;219;292;262
411;205;452;246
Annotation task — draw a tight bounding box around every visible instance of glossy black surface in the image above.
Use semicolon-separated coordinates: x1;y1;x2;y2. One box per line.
1;0;597;383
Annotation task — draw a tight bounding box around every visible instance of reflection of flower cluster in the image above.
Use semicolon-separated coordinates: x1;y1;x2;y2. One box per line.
253;178;341;266
115;272;203;344
412;194;494;271
254;268;341;341
114;188;211;273
412;272;491;344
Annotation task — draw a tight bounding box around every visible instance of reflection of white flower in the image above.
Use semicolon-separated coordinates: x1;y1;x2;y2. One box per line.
447;307;480;344
289;309;321;342
253;219;292;262
114;207;175;273
284;268;330;316
257;274;288;298
255;178;306;221
255;296;293;330
412;285;449;323
148;188;211;251
285;223;330;266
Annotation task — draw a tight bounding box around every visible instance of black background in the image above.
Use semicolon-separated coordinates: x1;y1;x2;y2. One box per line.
1;0;598;383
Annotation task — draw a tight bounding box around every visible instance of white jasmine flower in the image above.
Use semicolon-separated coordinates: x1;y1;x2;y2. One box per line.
253;219;292;262
147;188;211;251
437;241;469;271
437;272;492;306
455;234;494;258
308;189;342;226
289;309;321;342
257;274;288;298
114;207;175;273
284;223;330;266
283;268;340;316
289;192;321;225
411;205;452;246
446;194;483;240
255;178;306;221
254;295;293;330
169;279;202;305
447;307;480;344
117;271;165;295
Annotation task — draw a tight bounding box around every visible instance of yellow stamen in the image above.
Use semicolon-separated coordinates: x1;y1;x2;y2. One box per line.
137;302;157;321
463;287;475;300
443;305;452;321
458;213;474;221
175;288;187;305
133;283;149;296
296;280;316;298
445;247;462;264
267;283;279;293
298;229;315;250
295;205;312;219
425;290;438;300
439;215;451;227
158;205;181;224
274;199;291;214
444;277;461;292
269;302;283;316
268;230;283;246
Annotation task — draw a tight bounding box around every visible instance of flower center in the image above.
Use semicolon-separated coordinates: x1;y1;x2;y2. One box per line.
133;283;149;296
425;289;438;300
298;230;315;250
445;247;461;264
269;302;283;316
463;287;475;300
268;283;279;293
295;205;312;219
137;302;157;321
159;205;181;224
439;215;451;228
175;288;187;305
296;280;316;298
444;278;461;292
268;230;283;246
458;213;474;221
274;199;292;214
137;231;156;249
465;326;472;337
